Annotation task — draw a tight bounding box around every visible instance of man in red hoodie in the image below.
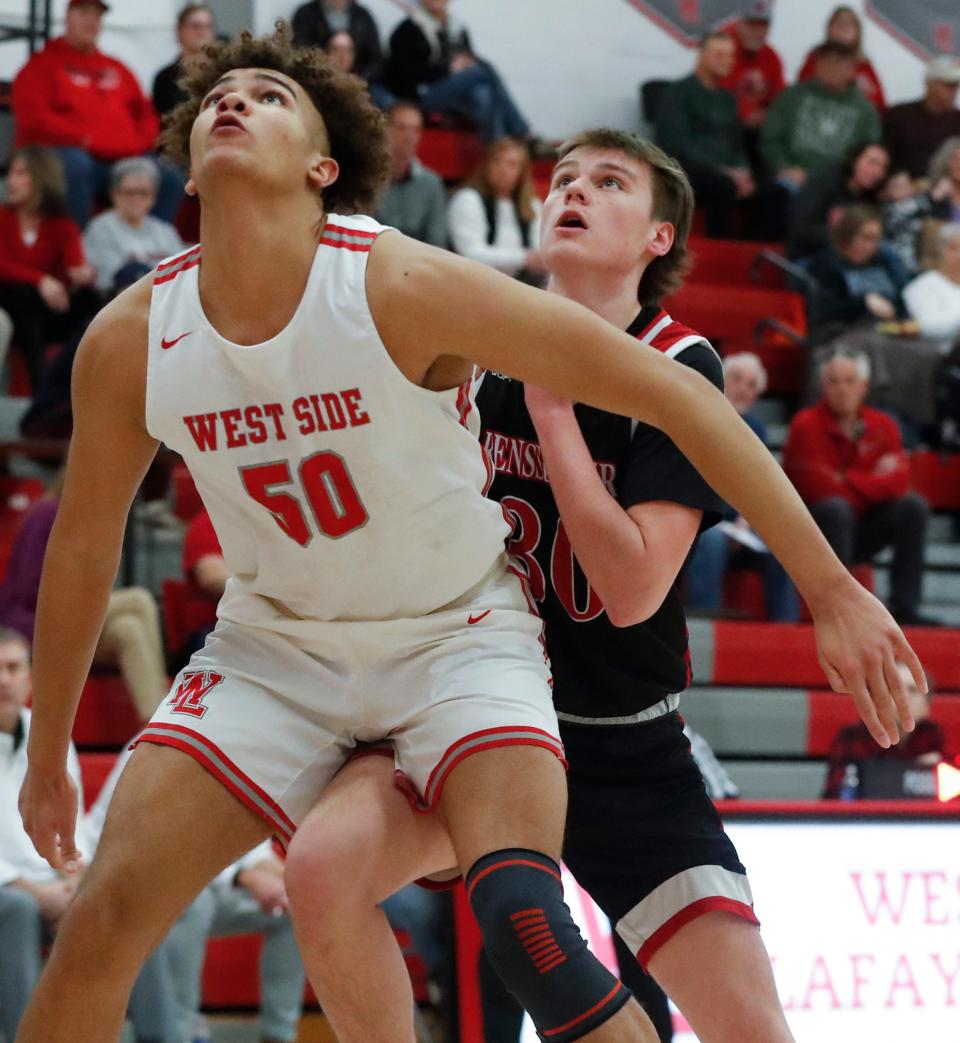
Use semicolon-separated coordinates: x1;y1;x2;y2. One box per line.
783;349;934;626
12;0;182;228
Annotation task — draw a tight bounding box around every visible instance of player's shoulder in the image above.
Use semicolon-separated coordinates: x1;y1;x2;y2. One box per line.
73;272;153;392
632;307;720;387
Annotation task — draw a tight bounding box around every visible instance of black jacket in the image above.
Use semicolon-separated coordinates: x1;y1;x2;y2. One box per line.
291;1;383;83
384;17;473;100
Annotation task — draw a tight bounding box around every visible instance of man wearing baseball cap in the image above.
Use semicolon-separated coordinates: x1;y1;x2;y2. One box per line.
12;0;182;228
884;56;960;179
722;2;785;131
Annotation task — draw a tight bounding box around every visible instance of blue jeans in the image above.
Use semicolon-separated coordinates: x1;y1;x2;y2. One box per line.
421;63;529;142
57;147;186;228
687;524;800;622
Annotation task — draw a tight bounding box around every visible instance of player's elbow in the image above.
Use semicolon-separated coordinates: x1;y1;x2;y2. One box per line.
604;582;669;628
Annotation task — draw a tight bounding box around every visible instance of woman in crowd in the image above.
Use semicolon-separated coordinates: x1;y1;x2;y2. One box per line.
384;0;532;144
0;146;99;390
903;223;960;344
927;137;960;223
787;142;889;259
83;157;185;299
447;137;545;281
0;470;168;722
325;30;395;109
806;204;910;328
798;6;886;111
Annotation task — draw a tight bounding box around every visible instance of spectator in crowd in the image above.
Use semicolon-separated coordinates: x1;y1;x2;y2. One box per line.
0;475;168;720
721;1;785;155
798;6;886;112
787;142;889;259
685;353;799;623
0;630;178;1042
0;146;98;391
881;169;954;275
783;349;933;626
761;41;881;192
805;204;909;328
903;223;960;344
822;662;944;798
84;748;306;1043
324;29;395;109
292;0;383;84
12;0;183;229
152;4;217;120
656;32;787;239
0;308;11;377
83;158;185;298
927;136;960;224
375;101;448;248
384;0;532;145
883;56;960;180
447;137;544;280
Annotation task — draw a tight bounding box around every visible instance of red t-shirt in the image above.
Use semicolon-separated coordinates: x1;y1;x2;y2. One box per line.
182;508;223;589
722;37;786;124
0;206;85;287
797;50;887;112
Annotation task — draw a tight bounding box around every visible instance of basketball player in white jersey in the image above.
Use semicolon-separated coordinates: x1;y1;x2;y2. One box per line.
17;29;920;1043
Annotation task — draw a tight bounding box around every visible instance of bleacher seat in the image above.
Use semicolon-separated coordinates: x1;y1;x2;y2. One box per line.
162;577;217;655
79;750;119;808
686;237;786;290
172;461;203;521
910;451;960;511
71;674;142;749
418;126;484;183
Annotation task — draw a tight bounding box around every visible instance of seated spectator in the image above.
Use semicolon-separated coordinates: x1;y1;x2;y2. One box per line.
0;308;11;376
805;204;909;328
12;0;182;228
83;158;185;298
822;662;944;798
798;6;886;111
783;349;933;626
152;4;217;120
685;353;799;622
447;137;544;280
384;0;532;145
927;136;960;224
721;2;785;152
761;41;881;192
880;169;952;276
84;748;306;1043
375;101;448;248
0;630;177;1042
903;223;960;344
0;146;99;390
787;142;889;259
0;476;168;719
883;56;960;180
292;0;383;84
324;29;395;110
656;32;787;239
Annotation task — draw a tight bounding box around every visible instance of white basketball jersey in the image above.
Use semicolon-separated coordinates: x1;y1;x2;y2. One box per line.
146;215;509;624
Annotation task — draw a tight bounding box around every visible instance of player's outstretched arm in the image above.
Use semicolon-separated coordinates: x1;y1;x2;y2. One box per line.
20;276;159;870
368;234;924;746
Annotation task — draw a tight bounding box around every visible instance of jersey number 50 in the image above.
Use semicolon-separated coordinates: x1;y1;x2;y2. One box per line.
240;451;368;546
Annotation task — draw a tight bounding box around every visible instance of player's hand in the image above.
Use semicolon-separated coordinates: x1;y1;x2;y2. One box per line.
810;574;924;748
19;762;83;873
238;864;289;915
524;382;573;417
38;275;70;313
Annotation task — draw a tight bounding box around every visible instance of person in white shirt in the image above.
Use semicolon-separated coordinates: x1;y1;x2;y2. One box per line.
447;137;545;280
85;749;306;1043
83;157;185;298
903;222;960;344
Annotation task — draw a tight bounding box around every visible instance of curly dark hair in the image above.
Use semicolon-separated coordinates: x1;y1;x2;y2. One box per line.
161;23;390;214
556;129;694;306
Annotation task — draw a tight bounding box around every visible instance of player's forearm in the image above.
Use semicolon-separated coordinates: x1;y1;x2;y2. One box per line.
529;407;657;623
27;536;123;765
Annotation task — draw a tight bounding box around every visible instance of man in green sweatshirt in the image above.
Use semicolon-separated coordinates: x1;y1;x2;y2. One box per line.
761;41;880;191
656;31;786;239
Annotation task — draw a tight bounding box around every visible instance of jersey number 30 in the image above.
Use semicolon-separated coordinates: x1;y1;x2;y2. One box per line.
240;451;368;546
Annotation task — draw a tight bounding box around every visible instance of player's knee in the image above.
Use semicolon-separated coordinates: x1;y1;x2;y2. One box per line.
466;849;630;1042
286;829;367;918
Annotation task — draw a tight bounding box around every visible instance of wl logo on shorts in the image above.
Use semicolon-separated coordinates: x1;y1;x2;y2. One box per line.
168;670;224;719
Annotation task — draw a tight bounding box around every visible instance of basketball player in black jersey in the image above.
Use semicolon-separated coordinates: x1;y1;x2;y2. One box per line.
284;132;797;1042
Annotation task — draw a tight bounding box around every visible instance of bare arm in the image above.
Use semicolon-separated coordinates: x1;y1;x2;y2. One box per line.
20;276;159;868
368;234;924;743
193;555;229;600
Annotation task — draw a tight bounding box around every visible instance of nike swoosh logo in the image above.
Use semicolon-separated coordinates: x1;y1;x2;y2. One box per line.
161;331;194;350
467;610;492;625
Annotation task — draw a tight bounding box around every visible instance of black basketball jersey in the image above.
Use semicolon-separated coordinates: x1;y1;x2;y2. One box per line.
477;306;725;720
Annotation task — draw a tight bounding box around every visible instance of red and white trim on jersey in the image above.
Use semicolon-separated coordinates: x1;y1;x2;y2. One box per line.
154;245;202;286
616;864;759;970
636;308;715;361
319;222;377;252
395;724;566;816
132;722;297;847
